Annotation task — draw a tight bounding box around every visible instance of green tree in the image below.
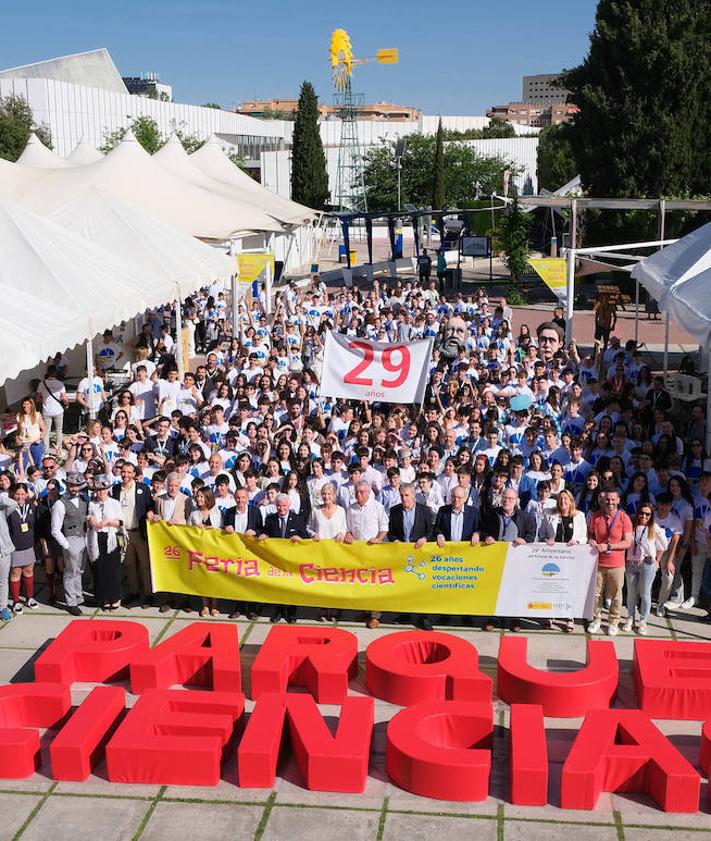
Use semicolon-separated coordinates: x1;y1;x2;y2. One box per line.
481;117;516;139
501;196;532;281
201;102;222;109
561;0;711;239
174;127;205;154
364;133;512;212
290;81;329;209
432;118;445;208
99;115;165;155
0;94;53;161
537;123;578;191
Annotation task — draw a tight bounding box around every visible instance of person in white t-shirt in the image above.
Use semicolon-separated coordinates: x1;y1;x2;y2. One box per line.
35;365;68;453
95;330;124;371
128;365;157;421
156;369;181;416
77;367;106;415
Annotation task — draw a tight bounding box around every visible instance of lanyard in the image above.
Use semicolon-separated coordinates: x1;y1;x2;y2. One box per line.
603;510;620;543
19;504;29;523
633;525;648;554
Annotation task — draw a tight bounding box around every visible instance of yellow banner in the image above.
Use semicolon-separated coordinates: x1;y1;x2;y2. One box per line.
237;253;275;284
147;522;507;615
530;258;567;301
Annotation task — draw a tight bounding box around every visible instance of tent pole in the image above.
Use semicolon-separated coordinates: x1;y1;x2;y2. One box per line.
706;346;711;454
634;277;640;345
265;260;273;315
663;313;670;378
85;332;96;421
175;296;185;379
565;246;576;345
231;274;239;339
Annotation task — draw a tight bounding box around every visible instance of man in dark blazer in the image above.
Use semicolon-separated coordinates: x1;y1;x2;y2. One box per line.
112;462;153;607
259;493;309;623
433;486;481;545
388;482;435;630
224;487;262;620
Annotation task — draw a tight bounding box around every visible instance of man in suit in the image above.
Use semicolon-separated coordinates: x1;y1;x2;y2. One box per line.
433;486;481;547
113;462;153;608
259;493;309;623
224;487;262;620
388;482;435;630
148;471;192;613
480;487;535;632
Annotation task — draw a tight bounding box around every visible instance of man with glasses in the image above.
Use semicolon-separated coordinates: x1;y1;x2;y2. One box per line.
588;488;634;635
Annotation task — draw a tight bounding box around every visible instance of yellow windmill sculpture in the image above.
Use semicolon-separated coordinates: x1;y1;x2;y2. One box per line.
328;29;398;210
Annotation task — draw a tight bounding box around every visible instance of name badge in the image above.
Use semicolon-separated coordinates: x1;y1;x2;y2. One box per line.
121;497;128;507
20;523;29;533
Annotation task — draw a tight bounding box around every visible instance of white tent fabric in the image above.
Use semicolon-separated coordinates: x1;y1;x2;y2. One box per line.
16;133;75;169
67;135;103;166
0;131;284;240
631;221;711;301
189;134;316;226
0;199;182;382
50;187;234;298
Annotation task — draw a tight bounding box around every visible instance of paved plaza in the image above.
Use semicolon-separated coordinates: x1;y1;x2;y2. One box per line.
1;594;710;841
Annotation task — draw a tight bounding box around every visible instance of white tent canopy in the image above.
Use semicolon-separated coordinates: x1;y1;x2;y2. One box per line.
68;135;103;166
631;221;711;302
190;134;316;226
0;199;181;383
16;132;75;170
0;131;284;240
50;187;234;298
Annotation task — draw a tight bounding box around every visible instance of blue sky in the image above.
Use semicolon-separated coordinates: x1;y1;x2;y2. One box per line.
0;1;597;113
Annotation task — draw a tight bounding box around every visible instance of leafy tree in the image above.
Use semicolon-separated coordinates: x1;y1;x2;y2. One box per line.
500;196;532;281
561;0;711;239
260;107;293;120
174;126;205;154
481;117;516;139
99;116;165;155
363;133;513;212
227;149;248;171
537;123;578;191
0;94;53;161
432;118;445;208
290;81;329;209
202;102;222;109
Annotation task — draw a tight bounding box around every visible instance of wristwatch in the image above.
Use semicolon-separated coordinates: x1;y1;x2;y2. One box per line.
606;543;612;552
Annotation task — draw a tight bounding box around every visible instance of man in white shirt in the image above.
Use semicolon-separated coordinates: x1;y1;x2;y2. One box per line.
50;471;88;615
344;481;388;629
95;330;124;371
129;365;157;421
36;365;68;453
77;366;106;416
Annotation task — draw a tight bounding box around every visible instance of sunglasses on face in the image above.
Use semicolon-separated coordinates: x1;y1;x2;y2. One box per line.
638;510;652;517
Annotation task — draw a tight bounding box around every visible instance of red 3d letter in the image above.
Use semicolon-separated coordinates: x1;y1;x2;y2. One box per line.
561;709;701;812
700;720;711;808
366;631;492;707
285;694;374;793
34;620;148;684
497;636;618;716
386;701;492;801
50;686;125;781
0;683;71;778
509;704;548;806
634;639;711;720
250;625;357;703
130;622;241;694
105;689;243;786
237;693;287;789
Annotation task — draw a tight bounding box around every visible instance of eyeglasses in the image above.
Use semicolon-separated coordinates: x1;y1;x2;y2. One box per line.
638;510;652;517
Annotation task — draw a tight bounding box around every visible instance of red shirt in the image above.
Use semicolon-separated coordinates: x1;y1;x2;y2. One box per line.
589;509;633;569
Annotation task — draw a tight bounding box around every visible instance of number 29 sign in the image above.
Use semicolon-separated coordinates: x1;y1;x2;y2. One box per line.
320;332;433;404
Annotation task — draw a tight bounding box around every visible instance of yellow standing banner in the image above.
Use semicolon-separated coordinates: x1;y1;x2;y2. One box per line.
529;258;568;304
236;253;275;284
147;523;597;617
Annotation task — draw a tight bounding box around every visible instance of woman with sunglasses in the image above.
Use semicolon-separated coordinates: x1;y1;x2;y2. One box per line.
623;506;667;635
681;439;711;486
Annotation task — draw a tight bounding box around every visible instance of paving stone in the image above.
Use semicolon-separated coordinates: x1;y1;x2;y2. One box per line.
165;753;272;804
0;647;38;683
141;801;263;840
504;821;619;840
0;613;91;650
613;789;710;826
21;793;147;841
0;792;43;840
261;805;381;841
625;830;711;840
382;811;498;841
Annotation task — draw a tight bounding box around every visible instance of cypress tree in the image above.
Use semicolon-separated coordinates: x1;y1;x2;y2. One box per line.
432;118;445;209
562;0;711;203
291;82;329;209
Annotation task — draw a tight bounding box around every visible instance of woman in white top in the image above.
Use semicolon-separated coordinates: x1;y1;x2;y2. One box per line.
188;486;223;617
624;505;667;635
308;482;347;622
16;398;46;470
540;489;588;633
87;474;124;611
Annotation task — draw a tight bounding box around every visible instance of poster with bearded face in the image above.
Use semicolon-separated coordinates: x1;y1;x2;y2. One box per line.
441;315;467;361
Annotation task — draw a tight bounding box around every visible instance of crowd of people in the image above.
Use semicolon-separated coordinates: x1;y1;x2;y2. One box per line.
0;274;708;638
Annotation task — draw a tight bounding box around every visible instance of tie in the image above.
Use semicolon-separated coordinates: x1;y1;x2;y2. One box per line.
280;517;287;538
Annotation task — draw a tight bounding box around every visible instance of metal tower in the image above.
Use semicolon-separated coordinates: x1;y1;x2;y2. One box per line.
334;78;367;211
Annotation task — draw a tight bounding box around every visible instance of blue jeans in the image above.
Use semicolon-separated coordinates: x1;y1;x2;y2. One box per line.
21;441;44;470
626;562;657;622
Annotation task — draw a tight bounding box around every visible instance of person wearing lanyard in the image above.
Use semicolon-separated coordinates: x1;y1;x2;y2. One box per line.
7;483;39;613
587;489;634;635
623;506;667;635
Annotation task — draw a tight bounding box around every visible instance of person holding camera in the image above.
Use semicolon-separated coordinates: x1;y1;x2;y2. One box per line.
623;505;667;635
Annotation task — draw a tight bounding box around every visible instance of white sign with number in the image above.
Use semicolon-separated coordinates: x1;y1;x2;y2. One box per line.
321;332;433;404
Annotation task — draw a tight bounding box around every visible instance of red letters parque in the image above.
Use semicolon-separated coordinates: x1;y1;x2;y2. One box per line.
2;620;710;812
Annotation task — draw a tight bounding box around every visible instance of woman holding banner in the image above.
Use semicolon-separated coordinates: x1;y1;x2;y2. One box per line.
309;482;347;622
